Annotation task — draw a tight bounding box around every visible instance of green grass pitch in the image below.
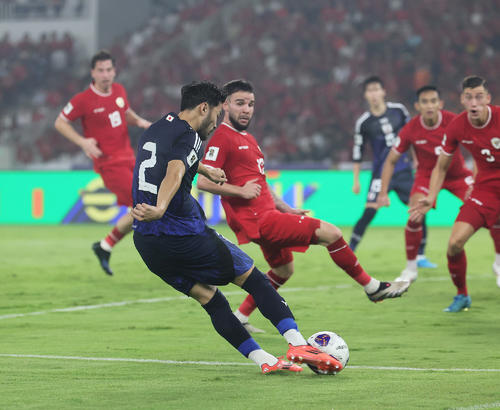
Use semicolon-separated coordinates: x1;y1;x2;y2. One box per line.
1;224;499;409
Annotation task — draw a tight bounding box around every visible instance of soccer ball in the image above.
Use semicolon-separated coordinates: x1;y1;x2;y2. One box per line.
307;331;349;375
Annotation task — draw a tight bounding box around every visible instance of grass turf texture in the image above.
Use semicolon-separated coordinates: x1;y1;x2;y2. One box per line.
1;224;499;410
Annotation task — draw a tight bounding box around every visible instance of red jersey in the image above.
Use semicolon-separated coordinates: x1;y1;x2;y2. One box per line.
59;82;134;168
442;105;500;189
202;122;275;244
394;110;469;179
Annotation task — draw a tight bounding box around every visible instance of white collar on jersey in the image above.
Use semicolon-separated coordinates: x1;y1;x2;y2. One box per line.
468;105;492;129
90;82;113;97
419;110;442;131
221;121;248;135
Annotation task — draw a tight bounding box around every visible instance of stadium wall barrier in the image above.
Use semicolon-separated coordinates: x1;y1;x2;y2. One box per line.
0;170;462;226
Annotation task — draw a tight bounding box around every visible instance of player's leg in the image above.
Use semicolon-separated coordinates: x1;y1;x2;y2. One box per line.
392;169;436;268
489;218;500;287
395;192;426;283
234;267;343;373
350;175;382;251
315;220;410;302
92;163;134;275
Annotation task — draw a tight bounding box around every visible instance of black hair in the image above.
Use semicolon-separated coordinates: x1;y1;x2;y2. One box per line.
222;79;254;98
416;85;440;100
461;75;487;91
362;76;384;91
180;81;225;111
90;50;115;69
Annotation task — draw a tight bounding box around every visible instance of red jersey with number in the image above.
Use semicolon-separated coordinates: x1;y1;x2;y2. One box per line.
394;110;469;179
442;105;500;189
59;82;134;168
202;122;275;243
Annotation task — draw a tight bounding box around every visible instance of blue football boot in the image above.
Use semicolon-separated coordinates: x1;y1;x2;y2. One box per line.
443;294;471;312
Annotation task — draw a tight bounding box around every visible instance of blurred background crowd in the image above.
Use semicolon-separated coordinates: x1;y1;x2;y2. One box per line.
1;0;499;169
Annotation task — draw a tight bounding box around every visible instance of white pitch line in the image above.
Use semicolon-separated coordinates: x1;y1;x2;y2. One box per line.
451;403;500;410
0;273;493;321
0;354;499;373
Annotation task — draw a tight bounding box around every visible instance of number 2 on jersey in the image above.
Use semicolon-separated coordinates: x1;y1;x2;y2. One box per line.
138;142;158;194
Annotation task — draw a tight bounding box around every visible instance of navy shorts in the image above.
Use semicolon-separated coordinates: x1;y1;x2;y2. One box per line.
133;227;254;295
366;169;413;205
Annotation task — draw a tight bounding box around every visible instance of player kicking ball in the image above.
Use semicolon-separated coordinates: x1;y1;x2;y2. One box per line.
131;81;343;374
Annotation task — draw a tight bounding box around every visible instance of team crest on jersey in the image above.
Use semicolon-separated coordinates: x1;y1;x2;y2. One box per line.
491;137;500;149
115;97;125;108
166;114;174;122
205;146;219;161
187;149;198;167
63;102;73;115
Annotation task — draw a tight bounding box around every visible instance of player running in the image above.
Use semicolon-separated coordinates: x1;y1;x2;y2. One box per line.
55;50;152;276
132;81;343;374
411;76;500;312
377;85;485;283
197;79;409;333
350;76;436;268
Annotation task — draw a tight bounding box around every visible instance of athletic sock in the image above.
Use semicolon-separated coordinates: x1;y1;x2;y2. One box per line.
241;268;297;334
349;207;377;251
283;329;307;346
489;223;500;256
202;289;253;353
102;227;125;251
327;238;372;286
417;216;428;256
405;220;423;263
248;349;278;367
236;270;288;317
447;250;468;295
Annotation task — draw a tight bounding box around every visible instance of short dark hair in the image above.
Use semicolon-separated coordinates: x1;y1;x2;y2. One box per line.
91;50;115;69
416;85;440;100
462;75;488;91
180;81;225;111
222;79;254;98
363;76;384;91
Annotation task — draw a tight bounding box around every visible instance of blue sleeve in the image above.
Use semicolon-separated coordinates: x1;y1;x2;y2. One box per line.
165;131;202;171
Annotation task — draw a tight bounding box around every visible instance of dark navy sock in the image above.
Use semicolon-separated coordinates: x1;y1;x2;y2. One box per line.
350;207;377;251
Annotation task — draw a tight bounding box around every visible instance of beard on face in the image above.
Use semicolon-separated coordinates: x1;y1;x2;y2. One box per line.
198;114;214;140
229;112;250;131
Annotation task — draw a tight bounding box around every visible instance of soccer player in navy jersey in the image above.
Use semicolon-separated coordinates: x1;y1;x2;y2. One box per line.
131;81;344;374
350;76;436;268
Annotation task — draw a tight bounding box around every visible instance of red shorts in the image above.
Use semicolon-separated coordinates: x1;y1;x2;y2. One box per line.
254;210;321;268
96;159;135;207
411;173;473;202
456;187;500;230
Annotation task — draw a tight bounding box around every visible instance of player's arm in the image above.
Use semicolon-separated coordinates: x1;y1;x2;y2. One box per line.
197;173;261;199
377;149;401;208
197;163;227;185
132;160;185;222
125;109;152;129
54;115;102;159
409;152;452;222
270;186;309;215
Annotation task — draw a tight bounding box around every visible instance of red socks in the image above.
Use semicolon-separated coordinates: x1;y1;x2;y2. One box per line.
490;223;500;254
104;227;125;248
405;220;423;261
237;270;289;316
327;238;371;286
447;250;467;295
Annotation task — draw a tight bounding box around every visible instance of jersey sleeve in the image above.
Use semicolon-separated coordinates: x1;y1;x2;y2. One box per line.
441;120;460;156
59;93;84;122
167;131;203;171
352;117;365;162
202;132;228;168
393;122;411;154
401;104;411;124
118;83;131;112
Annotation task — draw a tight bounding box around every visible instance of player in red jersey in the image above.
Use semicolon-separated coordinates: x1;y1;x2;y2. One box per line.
411;76;500;312
197;79;410;333
378;85;478;283
54;50;152;276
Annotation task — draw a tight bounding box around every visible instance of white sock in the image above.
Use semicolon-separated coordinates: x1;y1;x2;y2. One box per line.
233;310;248;323
100;239;112;252
283;329;307;346
406;259;418;271
363;278;380;294
248;349;278;367
495;253;500;266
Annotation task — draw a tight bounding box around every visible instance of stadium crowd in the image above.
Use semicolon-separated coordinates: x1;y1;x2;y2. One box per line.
2;0;500;168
